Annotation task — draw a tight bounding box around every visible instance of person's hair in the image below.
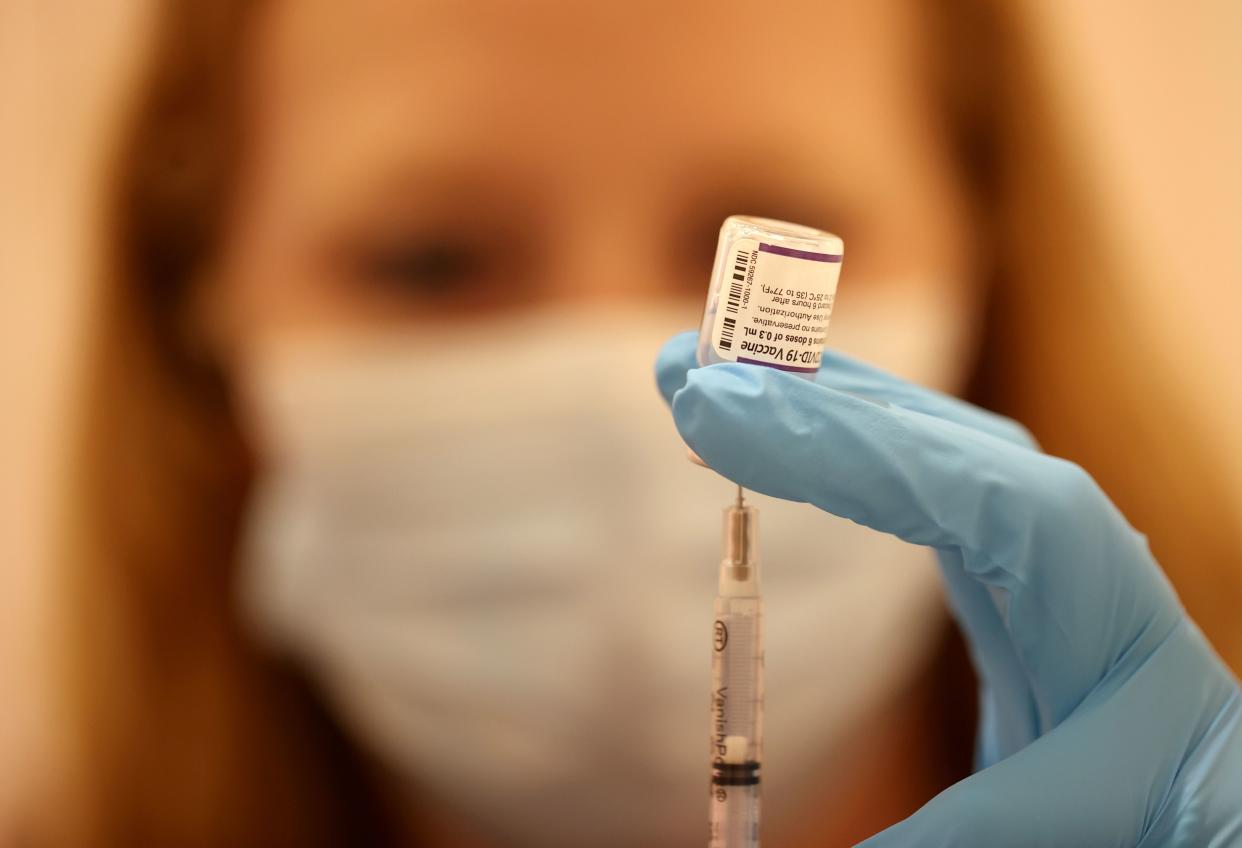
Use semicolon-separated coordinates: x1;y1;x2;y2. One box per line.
32;0;1242;844
41;3;392;845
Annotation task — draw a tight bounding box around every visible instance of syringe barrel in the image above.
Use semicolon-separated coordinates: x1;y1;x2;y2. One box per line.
708;591;764;847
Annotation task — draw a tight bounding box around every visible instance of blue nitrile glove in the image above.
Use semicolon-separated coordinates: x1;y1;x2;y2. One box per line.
655;331;1242;847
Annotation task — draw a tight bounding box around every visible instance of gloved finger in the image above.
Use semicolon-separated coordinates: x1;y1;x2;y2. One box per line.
857;712;1147;847
939;550;1041;765
814;348;1042;747
857;618;1220;848
671;364;1182;724
657;335;1044;749
656;333;1034;449
817;344;1044;755
814;348;1037;450
654;331;699;405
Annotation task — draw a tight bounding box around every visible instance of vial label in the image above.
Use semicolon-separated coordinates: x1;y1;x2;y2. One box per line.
710;239;842;372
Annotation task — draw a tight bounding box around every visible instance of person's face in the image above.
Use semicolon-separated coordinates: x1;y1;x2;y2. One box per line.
221;8;980;840
210;0;979;365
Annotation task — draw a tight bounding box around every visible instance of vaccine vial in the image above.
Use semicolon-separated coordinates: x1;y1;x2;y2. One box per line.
697;216;844;377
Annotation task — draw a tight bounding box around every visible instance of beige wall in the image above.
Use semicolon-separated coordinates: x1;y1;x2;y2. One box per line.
1024;0;1242;514
0;0;156;826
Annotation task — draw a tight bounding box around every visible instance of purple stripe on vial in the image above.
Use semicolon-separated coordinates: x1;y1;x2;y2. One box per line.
737;356;819;373
758;243;842;262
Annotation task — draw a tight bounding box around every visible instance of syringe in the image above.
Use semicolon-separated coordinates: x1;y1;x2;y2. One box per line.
708;486;763;848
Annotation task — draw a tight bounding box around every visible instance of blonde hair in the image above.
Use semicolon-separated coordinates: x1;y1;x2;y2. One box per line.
34;0;1241;844
45;2;390;844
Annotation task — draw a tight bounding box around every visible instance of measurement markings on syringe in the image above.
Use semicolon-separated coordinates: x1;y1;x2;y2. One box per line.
717;248;750;351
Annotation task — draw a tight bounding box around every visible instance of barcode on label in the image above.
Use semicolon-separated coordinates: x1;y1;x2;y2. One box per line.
718;249;750;351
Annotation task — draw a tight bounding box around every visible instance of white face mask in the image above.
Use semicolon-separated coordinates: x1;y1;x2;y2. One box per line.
238;298;971;848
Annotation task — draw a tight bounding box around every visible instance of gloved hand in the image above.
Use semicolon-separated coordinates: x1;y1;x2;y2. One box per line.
655;331;1242;847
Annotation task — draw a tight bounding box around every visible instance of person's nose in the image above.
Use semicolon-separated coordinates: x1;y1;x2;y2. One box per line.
542;217;673;306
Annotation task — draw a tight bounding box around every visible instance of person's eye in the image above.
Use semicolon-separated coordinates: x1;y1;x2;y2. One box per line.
360;239;492;299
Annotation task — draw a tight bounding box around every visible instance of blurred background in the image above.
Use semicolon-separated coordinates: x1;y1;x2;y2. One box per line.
2;1;1240;846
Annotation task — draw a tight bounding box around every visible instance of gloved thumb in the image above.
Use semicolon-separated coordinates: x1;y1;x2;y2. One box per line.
854;697;1157;848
